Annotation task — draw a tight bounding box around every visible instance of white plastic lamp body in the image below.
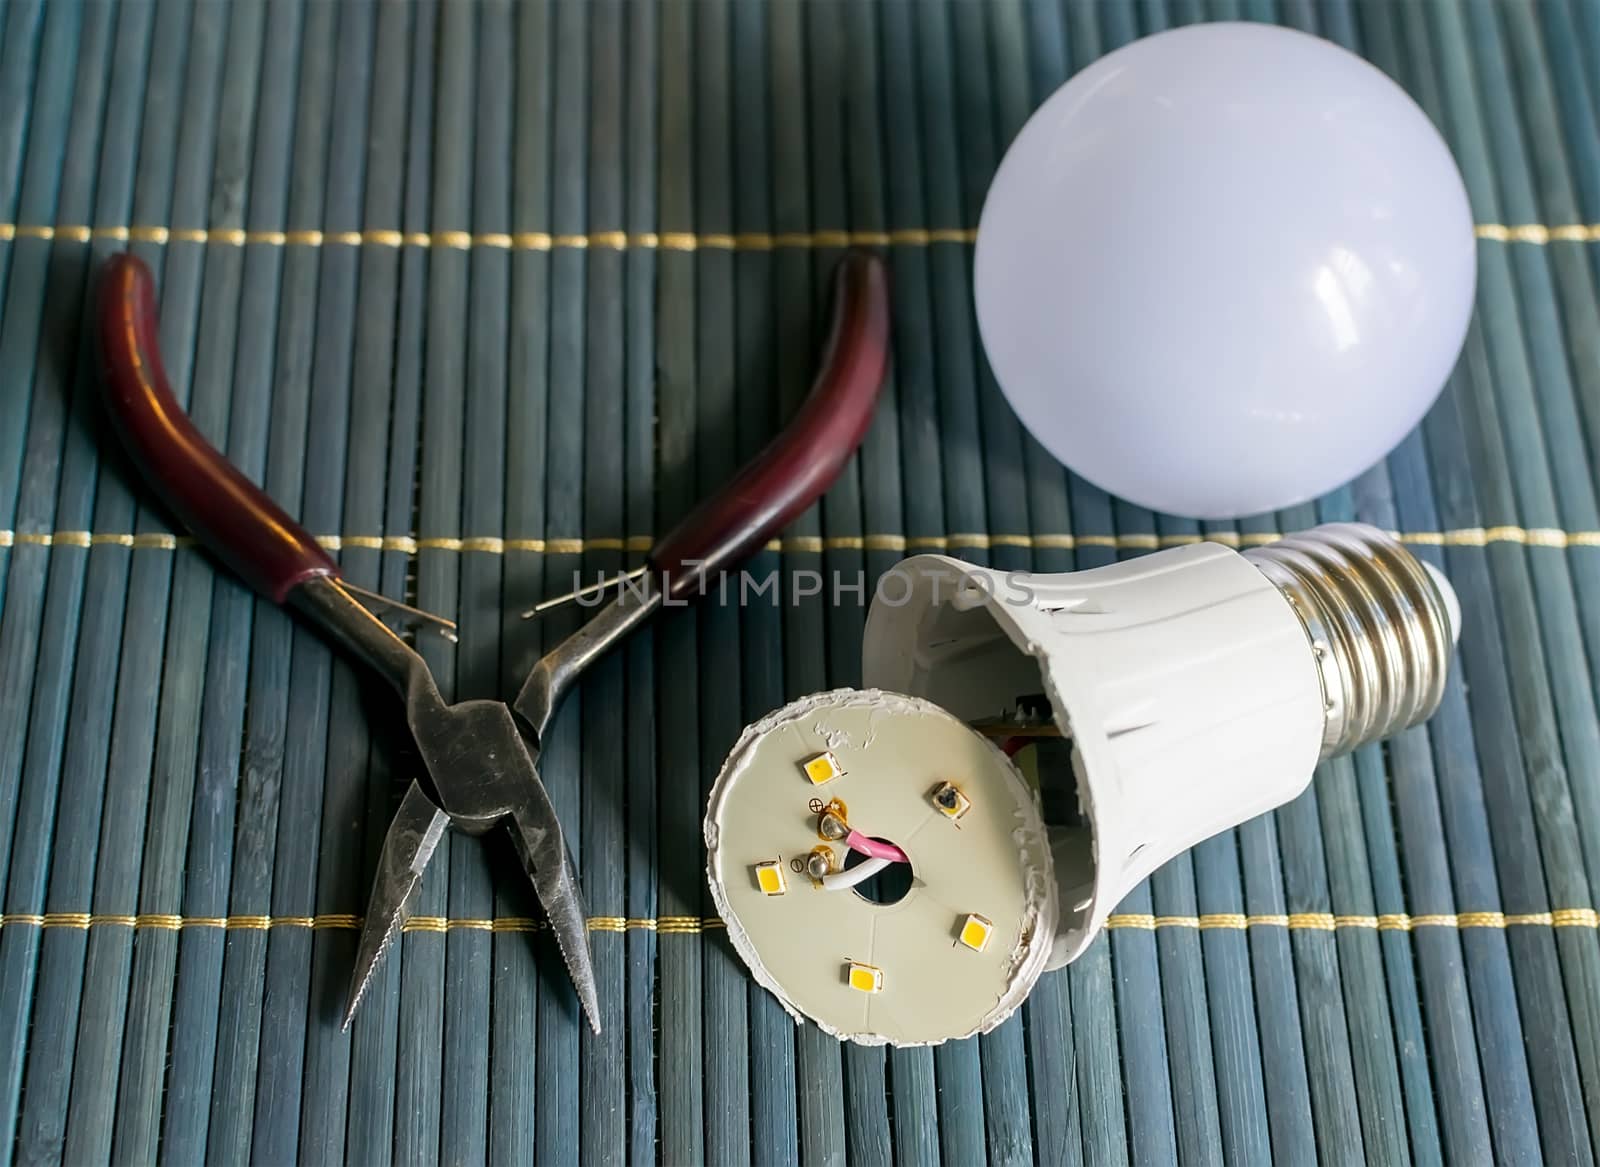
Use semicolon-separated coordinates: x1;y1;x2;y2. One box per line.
974;23;1478;519
863;523;1458;968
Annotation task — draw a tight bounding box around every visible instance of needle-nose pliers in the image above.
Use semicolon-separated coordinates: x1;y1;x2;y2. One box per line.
95;249;891;1032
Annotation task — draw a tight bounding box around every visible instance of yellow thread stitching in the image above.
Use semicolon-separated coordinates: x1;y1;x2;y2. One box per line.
41;913;91;928
8;526;1600;557
1288;913;1337;930
1153;915;1200;928
1553;908;1600;927
135;914;184;930
1504;911;1554;926
0;222;1587;251
1106;914;1156;930
491;918;540;933
1332;914;1380;929
1198;913;1248;929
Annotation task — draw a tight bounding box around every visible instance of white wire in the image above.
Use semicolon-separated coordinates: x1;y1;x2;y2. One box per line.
820;856;892;891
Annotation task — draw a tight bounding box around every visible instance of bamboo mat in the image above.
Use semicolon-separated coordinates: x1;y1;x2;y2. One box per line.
1;0;1599;1162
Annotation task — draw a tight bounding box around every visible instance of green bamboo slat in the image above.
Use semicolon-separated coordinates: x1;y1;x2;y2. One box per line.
415;1;480;1161
109;0;245;1152
873;3;947;1159
768;2;848;1161
653;2;706;1163
154;2;276;1156
441;0;502;1159
200;0;311;1156
239;3;342;1158
386;0;445;1158
303;5;405;1162
343;3;434;1161
457;0;516;1157
0;0;73;613
287;1;377;1158
623;0;661;1157
581;3;629;1163
489;0;551;1158
247;2;353;1158
537;0;591;1158
0;0;45;341
732;0;799;1161
692;5;754;1162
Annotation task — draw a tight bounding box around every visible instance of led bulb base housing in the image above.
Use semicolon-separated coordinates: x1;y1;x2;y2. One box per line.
706;523;1458;1045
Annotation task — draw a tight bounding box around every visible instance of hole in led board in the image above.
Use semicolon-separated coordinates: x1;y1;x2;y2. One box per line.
844;839;913;906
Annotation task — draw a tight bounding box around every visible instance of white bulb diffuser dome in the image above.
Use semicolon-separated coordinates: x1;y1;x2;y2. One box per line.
973;23;1477;519
705;524;1458;1044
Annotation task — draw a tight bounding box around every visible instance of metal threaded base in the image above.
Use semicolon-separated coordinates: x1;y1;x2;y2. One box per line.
1244;523;1455;759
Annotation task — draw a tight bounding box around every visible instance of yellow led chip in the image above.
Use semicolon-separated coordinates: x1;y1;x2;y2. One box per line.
958;914;993;952
802;751;845;785
931;781;971;821
754;861;787;896
846;961;884;993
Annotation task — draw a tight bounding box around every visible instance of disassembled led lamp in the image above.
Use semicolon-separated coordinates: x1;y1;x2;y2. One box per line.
705;523;1459;1045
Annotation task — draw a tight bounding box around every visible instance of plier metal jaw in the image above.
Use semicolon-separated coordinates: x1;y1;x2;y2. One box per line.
94;249;891;1034
289;575;600;1030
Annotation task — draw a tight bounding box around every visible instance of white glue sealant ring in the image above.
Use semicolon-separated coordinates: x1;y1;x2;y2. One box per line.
704;688;1058;1047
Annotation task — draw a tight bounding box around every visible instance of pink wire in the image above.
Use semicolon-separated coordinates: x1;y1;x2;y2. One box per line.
845;829;909;864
